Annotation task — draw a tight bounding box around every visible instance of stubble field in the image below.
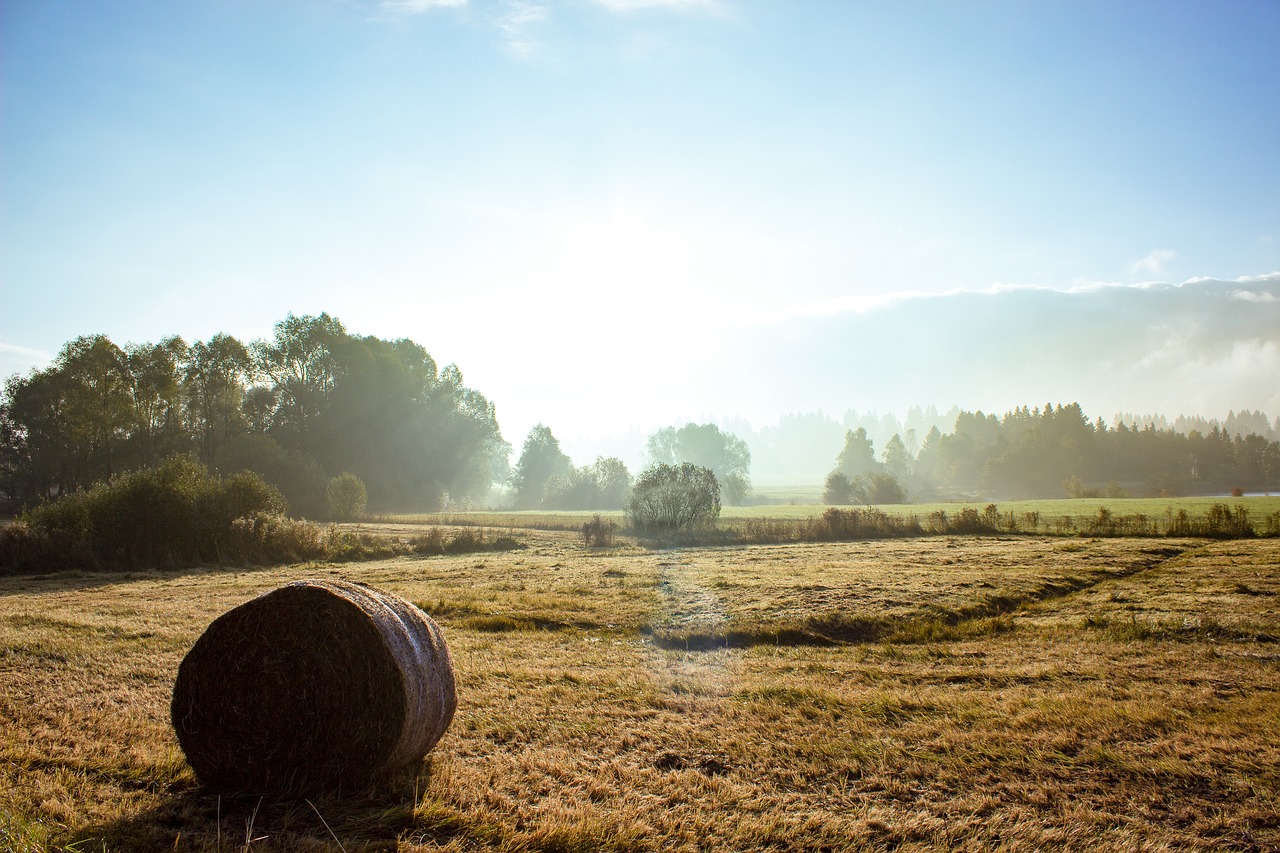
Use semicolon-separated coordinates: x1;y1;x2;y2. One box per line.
1;529;1278;851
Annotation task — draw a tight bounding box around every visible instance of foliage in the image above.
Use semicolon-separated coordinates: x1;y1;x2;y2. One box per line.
855;472;908;504
627;463;721;534
0;313;507;512
646;423;752;505
214;433;328;518
326;472;368;521
183;333;252;464
544;456;633;511
4;456;286;571
816;402;1280;501
582;513;619;548
935;403;1280;499
823;470;906;505
833;427;879;479
510;424;573;509
823;471;853;504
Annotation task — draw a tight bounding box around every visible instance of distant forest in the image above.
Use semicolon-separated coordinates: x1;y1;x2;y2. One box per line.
818;403;1280;502
2;314;1278;511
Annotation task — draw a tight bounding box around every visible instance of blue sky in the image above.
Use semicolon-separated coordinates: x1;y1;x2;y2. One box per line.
3;0;1278;459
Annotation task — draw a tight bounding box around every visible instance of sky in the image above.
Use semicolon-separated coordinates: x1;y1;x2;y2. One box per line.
3;0;1279;464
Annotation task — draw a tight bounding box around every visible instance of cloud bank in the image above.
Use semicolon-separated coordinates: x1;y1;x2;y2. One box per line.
715;274;1280;426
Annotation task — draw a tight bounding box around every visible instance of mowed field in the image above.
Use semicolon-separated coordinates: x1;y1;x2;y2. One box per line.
1;528;1278;851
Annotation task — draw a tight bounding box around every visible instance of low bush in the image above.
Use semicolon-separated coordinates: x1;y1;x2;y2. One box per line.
5;457;286;572
628;463;720;535
582;514;618;548
326;472;368;521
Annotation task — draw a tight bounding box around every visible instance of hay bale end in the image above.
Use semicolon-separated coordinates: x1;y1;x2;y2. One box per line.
171;579;456;795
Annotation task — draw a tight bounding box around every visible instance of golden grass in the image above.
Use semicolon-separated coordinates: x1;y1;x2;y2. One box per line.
1;534;1277;851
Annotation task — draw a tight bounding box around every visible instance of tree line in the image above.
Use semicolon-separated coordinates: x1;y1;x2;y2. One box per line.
0;314;507;515
506;421;752;510
826;402;1280;502
6;322;1276;515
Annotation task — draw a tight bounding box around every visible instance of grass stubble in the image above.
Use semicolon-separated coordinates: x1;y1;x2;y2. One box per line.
0;529;1276;851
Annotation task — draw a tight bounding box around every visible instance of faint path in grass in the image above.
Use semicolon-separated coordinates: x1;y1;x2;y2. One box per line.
642;554;740;714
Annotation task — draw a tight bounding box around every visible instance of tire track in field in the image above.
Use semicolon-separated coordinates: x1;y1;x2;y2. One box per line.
643;542;1195;650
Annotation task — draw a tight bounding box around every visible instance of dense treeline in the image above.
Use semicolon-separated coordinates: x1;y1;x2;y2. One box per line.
0;314;507;514
835;402;1280;501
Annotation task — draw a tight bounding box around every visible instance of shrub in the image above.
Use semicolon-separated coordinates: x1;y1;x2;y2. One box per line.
9;456;286;570
582;514;618;548
215;434;327;519
326;472;368;521
1203;503;1252;538
809;507;922;540
627;463;720;534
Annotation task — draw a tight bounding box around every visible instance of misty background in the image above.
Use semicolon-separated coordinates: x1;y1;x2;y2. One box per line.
3;1;1278;494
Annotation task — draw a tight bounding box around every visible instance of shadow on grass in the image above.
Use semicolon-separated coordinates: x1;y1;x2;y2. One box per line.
0;563;289;598
56;764;446;852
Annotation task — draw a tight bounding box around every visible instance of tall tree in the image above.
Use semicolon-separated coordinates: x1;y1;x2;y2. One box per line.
833;427;879;479
645;422;752;505
183;333;252;464
125;336;188;466
511;425;573;509
253;313;345;447
881;433;912;481
60;335;133;484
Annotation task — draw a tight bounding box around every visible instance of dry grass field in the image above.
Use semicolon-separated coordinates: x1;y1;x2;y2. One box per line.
2;529;1278;851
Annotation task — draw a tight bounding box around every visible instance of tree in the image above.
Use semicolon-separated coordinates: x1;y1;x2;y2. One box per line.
215;433;327;519
510;425;573;509
914;425;944;493
645;422;752;505
588;456;632;509
326;472;368;521
252;313;345;445
125;336;188;466
317;336;506;509
853;472;907;505
0;316;511;510
3;367;77;498
543;456;634;510
881;433;912;481
834;428;879;479
627;463;721;534
183;333;252;464
59;335;134;484
1;335;133;495
823;471;853;505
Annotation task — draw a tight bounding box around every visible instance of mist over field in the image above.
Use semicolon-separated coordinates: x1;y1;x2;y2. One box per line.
557;274;1280;475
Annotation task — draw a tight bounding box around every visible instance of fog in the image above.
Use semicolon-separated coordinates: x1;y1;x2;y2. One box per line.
551;275;1280;479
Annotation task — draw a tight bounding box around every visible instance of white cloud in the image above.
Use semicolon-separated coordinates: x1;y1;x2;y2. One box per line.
1233;271;1280;284
497;0;548;57
1131;248;1177;276
0;341;53;378
381;0;467;12
589;0;718;11
1230;289;1278;303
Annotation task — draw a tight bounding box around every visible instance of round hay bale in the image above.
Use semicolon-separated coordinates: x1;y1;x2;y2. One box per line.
171;579;456;794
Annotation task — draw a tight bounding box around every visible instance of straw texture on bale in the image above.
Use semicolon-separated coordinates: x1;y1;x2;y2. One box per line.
171;579;456;794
